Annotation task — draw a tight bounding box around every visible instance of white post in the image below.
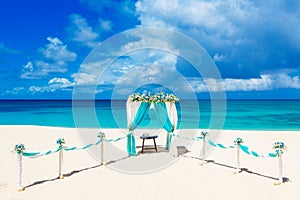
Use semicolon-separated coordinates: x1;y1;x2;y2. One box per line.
58;148;64;179
278;154;283;183
17;154;24;192
101;136;107;166
199;137;206;166
275;153;283;185
234;145;241;174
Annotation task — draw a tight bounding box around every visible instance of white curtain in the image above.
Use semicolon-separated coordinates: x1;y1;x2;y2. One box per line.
165;102;178;157
126;98;141;130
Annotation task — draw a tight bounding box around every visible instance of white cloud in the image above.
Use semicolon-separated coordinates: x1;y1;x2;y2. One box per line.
21;62;34;79
48;77;72;85
41;37;77;62
98;18;112;31
5;87;25;95
135;0;300;74
29;86;45;93
21;37;77;79
27;77;73;94
72;72;98;85
68;14;99;48
213;53;227;62
190;72;300;92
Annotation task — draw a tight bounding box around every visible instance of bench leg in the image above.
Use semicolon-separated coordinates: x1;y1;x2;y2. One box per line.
141;139;145;153
153;138;157;152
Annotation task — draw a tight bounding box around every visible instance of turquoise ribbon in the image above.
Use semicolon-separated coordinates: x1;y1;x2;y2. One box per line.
22;146;62;158
208;140;235;149
239;144;278;158
127;133;136;156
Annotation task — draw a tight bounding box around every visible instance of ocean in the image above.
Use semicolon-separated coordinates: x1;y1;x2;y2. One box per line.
0;100;299;131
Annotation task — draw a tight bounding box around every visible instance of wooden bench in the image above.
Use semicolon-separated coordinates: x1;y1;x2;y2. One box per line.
140;135;158;153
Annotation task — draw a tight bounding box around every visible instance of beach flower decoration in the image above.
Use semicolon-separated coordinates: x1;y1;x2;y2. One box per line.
129;92;179;103
201;131;209;137
97;131;106;139
14;143;25;154
234;137;244;145
56;138;65;146
273;141;287;155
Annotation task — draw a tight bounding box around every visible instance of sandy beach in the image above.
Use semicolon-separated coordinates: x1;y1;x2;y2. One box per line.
1;125;299;200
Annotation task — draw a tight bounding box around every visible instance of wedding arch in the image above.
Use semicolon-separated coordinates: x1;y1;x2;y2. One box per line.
126;92;179;157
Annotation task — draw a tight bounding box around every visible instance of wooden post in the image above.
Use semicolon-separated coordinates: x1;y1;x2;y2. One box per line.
17;153;24;192
58;147;64;179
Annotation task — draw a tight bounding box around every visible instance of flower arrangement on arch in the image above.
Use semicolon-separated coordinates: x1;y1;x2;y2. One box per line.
129;92;179;103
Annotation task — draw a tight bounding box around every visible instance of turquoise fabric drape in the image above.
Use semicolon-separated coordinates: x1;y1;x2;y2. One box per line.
154;102;174;150
127;102;151;156
127;133;136;156
129;102;151;131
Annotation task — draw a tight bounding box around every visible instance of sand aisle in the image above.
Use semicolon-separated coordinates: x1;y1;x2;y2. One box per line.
0;126;299;200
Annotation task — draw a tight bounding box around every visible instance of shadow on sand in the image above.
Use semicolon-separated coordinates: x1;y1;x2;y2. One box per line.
24;146;289;190
183;155;291;183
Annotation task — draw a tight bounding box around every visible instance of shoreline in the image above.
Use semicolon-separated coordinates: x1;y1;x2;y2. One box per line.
1;124;299;132
1;126;299;200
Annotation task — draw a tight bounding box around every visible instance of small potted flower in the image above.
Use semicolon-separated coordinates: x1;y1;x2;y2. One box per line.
234;137;243;145
14;144;25;154
56;138;65;146
273;141;287;155
97;131;106;139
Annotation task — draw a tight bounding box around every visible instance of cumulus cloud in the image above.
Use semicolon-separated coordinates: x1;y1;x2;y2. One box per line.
27;77;74;94
135;0;300;78
41;37;77;62
67;14;100;48
98;18;113;31
79;0;137;30
21;37;77;79
48;77;73;85
190;72;300;92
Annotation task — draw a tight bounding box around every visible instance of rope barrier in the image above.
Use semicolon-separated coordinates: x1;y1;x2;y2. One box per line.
19;135;126;157
22;146;62;158
238;144;277;158
207;140;235;149
13;131;287;191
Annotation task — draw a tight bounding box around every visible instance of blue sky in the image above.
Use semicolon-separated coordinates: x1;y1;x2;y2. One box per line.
0;0;300;99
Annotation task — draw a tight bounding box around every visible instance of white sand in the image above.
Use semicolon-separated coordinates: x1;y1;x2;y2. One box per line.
1;125;300;200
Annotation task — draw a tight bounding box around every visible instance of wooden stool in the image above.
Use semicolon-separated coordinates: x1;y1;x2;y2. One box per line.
140;135;158;153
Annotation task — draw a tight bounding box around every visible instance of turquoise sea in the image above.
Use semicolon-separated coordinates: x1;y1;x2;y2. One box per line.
0;100;299;130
